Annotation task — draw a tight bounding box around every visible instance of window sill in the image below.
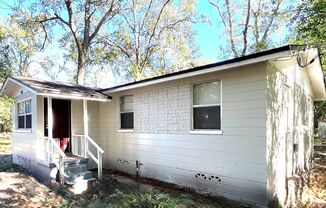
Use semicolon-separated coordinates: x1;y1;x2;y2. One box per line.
117;129;134;133
189;130;223;135
14;129;32;133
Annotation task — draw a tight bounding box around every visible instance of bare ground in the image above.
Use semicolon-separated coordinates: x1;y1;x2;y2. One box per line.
0;154;67;208
0;154;249;208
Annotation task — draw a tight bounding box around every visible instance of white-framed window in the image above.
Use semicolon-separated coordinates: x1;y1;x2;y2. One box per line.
120;95;134;129
192;80;221;130
17;99;32;129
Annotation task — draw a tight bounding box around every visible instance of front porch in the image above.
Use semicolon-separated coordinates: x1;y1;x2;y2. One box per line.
0;77;111;185
38;97;105;184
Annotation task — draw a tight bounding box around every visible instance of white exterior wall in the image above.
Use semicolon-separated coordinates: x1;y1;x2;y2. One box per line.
71;100;100;142
266;59;314;206
98;63;268;205
11;87;41;166
71;100;84;135
71;100;101;168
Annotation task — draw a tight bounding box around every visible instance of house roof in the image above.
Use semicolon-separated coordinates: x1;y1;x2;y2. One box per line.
100;45;305;93
1;45;325;101
0;77;111;101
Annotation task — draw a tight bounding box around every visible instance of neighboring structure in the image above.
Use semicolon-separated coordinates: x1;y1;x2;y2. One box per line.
1;45;325;207
318;121;326;139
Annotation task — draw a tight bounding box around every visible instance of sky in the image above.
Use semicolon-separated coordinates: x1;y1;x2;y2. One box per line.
0;1;222;61
0;0;294;87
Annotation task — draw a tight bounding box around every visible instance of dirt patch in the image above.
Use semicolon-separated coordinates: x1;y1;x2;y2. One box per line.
0;154;249;208
0;154;67;208
287;148;326;207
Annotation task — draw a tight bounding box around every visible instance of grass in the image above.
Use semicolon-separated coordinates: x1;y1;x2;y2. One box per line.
0;132;12;153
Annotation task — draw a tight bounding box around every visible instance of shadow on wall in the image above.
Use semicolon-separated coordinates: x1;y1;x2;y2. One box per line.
266;63;313;207
266;64;288;207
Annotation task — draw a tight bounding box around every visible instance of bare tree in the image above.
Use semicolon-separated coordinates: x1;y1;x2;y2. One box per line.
38;0;119;85
209;0;291;57
100;0;198;81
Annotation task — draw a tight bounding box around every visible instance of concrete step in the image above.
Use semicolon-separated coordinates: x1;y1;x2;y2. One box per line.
64;163;89;175
64;157;89;166
64;170;94;185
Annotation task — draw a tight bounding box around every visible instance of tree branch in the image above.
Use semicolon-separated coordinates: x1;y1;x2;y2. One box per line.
141;0;171;70
39;16;58;50
63;0;81;52
241;0;251;56
89;0;116;43
261;0;283;42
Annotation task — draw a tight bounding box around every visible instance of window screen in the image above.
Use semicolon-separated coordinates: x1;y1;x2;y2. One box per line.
120;95;134;129
193;81;221;130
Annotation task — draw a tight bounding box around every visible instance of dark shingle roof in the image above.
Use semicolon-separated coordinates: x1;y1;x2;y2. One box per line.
11;77;111;100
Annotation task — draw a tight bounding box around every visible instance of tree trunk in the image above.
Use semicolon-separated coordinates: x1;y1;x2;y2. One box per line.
77;52;86;85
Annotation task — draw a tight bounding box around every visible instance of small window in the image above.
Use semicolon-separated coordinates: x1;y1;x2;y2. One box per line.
193;81;221;130
120;95;134;129
17;99;32;129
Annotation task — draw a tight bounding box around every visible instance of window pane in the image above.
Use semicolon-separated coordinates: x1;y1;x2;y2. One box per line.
18;102;25;115
120;95;133;112
121;112;134;129
26;115;32;128
193;106;221;129
25;100;31;114
18;116;25;128
193;81;220;105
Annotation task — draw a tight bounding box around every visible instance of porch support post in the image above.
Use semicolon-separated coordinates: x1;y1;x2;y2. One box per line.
83;99;88;137
83;99;88;158
47;96;53;162
48;96;53;140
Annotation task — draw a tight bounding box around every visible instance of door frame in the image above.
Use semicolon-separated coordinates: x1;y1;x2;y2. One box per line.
43;97;72;153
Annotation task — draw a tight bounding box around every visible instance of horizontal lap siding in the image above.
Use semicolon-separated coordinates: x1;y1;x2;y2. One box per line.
71;100;84;135
99;63;267;205
12;91;39;164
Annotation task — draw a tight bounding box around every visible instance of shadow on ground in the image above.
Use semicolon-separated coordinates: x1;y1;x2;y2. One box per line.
0;154;66;208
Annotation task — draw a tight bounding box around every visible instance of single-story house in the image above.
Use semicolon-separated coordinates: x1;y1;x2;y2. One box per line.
1;45;325;207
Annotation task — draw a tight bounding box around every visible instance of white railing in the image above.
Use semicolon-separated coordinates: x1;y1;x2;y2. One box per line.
72;135;104;179
45;137;66;184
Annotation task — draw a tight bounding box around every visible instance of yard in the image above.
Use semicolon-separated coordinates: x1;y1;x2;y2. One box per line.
1;134;325;207
0;134;249;208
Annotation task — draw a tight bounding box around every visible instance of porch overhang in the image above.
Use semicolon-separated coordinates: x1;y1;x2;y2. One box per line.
0;77;112;102
36;92;112;102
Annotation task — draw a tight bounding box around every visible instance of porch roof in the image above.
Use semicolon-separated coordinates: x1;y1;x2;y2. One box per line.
0;77;111;101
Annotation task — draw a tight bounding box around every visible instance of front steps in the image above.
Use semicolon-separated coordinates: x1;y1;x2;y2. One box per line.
51;154;95;185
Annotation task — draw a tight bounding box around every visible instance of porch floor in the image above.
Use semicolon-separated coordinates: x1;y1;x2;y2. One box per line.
63;153;85;161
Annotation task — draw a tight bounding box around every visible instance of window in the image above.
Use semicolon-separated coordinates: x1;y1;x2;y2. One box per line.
120;95;134;129
192;81;221;130
17;99;32;129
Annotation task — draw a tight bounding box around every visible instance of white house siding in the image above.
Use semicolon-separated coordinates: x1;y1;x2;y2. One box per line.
71;100;102;168
266;59;314;206
98;63;268;205
71;100;84;135
11;88;39;168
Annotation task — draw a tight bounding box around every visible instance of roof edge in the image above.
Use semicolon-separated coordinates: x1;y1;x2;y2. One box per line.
100;45;300;93
0;77;38;97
